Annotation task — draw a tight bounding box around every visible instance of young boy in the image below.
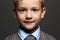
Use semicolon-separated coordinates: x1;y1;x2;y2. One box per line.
4;0;56;40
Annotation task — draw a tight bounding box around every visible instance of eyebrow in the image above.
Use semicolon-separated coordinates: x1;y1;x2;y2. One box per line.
31;7;40;9
17;7;27;10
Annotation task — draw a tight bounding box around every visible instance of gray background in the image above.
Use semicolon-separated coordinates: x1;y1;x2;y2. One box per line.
0;0;60;40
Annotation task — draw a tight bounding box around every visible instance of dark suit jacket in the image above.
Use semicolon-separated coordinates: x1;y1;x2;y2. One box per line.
4;30;56;40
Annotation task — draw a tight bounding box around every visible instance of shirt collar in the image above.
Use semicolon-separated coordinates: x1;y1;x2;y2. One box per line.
32;25;40;40
18;25;40;40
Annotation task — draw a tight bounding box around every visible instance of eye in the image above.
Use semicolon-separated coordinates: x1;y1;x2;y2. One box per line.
17;8;27;12
32;8;39;12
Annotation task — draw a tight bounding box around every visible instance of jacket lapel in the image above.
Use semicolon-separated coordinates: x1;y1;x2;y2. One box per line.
15;33;22;40
39;30;46;40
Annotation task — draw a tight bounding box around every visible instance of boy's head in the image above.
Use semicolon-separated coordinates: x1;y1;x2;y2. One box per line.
13;0;46;32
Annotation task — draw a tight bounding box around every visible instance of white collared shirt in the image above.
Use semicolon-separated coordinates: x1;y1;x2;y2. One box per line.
18;25;40;40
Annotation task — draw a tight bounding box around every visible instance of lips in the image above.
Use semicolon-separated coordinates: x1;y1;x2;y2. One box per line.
24;21;35;23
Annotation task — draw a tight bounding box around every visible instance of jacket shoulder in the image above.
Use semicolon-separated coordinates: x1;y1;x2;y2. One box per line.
4;33;20;40
41;31;56;40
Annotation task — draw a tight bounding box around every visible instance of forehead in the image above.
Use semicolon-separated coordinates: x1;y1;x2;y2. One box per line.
17;0;42;8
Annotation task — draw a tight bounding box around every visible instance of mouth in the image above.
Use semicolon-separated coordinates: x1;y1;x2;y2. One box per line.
24;21;35;24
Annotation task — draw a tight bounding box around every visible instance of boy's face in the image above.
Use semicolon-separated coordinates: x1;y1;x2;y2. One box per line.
15;0;46;30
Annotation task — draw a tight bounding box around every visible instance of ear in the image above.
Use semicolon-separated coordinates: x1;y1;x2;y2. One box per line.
13;8;17;18
41;7;46;19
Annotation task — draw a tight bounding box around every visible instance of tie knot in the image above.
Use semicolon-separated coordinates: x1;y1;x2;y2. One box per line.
24;35;36;40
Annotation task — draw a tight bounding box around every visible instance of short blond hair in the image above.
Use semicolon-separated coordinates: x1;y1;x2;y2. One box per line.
14;0;45;9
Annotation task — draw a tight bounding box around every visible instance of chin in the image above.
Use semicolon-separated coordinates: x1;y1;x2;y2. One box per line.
24;25;35;30
19;23;38;33
23;24;38;30
20;22;38;31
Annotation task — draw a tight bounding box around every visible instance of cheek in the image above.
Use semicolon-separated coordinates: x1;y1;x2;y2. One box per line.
35;15;41;21
17;13;25;21
33;12;42;24
33;13;41;20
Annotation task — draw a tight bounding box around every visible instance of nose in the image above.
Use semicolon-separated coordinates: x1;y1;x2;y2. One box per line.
25;11;32;20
